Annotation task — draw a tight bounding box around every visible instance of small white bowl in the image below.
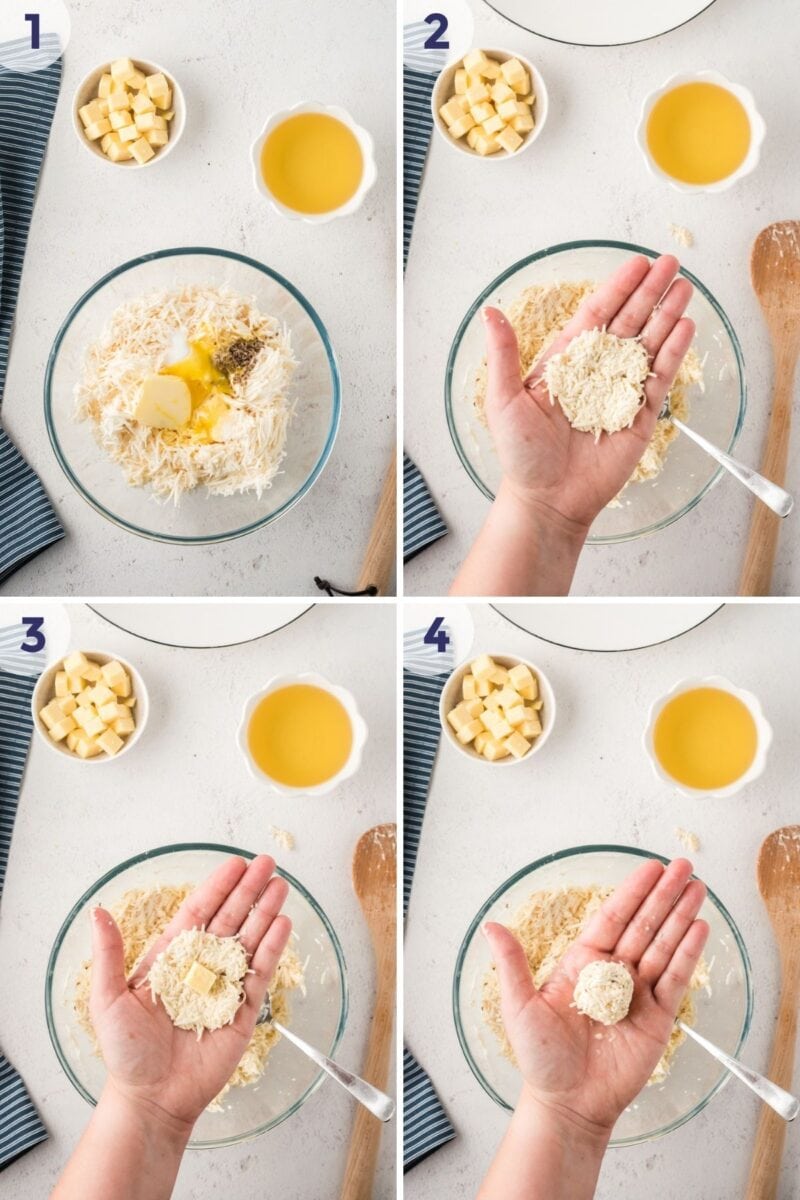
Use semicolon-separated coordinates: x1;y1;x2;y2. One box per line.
643;674;772;799
237;672;368;796
439;653;556;766
635;70;765;195
250;102;377;224
31;650;149;765
72;58;185;169
431;47;549;162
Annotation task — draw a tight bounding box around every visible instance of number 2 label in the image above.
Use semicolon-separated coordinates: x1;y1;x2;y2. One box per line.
423;617;450;653
20;616;45;653
423;12;449;49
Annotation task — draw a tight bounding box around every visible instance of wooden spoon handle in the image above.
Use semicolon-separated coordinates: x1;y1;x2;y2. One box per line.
745;964;799;1200
340;951;396;1200
355;455;397;596
739;357;797;596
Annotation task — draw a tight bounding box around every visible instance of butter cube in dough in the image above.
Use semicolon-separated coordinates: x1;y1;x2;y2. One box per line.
497;125;524;153
505;731;531;759
449;114;475;140
483;738;510;761
457;718;484;745
64;651;90;677
97;728;124;756
76;737;102;759
185;961;217;995
440;96;467;127
471;654;496;680
54;671;69;698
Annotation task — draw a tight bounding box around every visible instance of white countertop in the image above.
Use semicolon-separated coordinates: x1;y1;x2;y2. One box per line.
0;601;397;1199
404;0;800;597
404;601;799;1199
2;0;395;597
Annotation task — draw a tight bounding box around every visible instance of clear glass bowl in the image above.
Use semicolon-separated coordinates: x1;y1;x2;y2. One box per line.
45;843;348;1148
45;248;341;544
445;240;746;544
453;845;752;1146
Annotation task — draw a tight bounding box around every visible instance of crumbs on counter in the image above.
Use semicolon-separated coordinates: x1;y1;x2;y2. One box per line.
270;826;296;852
675;827;701;853
668;223;695;249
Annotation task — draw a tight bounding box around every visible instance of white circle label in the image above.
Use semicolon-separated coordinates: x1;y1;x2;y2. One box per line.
0;0;71;74
0;605;71;678
403;0;475;73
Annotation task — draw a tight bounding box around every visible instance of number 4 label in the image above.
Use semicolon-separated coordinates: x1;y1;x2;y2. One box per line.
423;617;450;653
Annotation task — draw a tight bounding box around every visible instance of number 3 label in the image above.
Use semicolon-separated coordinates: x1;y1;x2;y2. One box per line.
20;616;46;653
423;12;449;49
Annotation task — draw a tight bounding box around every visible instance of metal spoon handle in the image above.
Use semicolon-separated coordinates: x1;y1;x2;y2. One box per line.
271;1017;395;1122
671;416;794;518
677;1020;800;1121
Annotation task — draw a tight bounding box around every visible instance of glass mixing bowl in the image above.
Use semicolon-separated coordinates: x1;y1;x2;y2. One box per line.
45;248;341;544
45;843;348;1148
453;845;752;1146
445;240;746;544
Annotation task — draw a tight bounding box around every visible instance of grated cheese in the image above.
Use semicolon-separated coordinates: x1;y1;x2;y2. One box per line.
75;286;297;504
543;328;651;442
147;928;250;1038
482;885;709;1085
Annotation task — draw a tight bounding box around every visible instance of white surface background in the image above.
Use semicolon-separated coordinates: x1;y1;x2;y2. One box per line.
0;601;397;1199
2;0;395;597
404;601;800;1199
404;0;800;597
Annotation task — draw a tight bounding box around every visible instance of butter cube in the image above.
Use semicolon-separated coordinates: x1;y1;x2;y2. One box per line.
76;737;102;759
111;57;137;83
454;68;468;94
82;662;102;682
483;114;505;136
447;702;471;733
509;663;536;695
483;690;504;712
64;651;90;677
145;128;169;147
132;90;156;115
480;710;513;740
463;49;490;75
99;701;127;723
100;661;131;697
511;112;535;134
123;697;137;708
97;728;124;756
488;666;510;686
154;87;172;111
163;110;175;121
135;111;166;132
466;126;481;150
66;730;81;752
130;136;156;165
491;81;515;106
463;698;485;719
85;119;112;141
57;695;78;716
505;731;531;759
480;58;502;80
75;707;107;739
483;738;510;761
97;99;110;117
520;718;542;740
112;716;136;736
108;89;132;112
474;730;490;755
440;96;467;127
79;100;105;128
457;718;484;745
109;109;131;130
449;114;475;140
497;125;524;153
500;58;529;93
76;688;95;709
91;683;115;707
185;961;216;995
68;674;84;693
127;69;147;91
145;72;169;101
98;73;113;98
100;132;114;154
496;686;523;711
118;123;140;143
54;671;69;697
462;674;478;700
49;716;77;742
470;101;494;124
107;137;133;162
476;676;493;697
465;81;489;107
471;654;496;680
497;97;520;122
505;704;527;728
40;700;66;730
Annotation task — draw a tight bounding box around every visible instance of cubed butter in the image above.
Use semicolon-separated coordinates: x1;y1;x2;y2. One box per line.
106;135;133;162
85;119;112;141
79;99;105;127
480;59;501;80
57;695;78;716
40;700;66;730
440;96;467;127
108;89;132;112
463;698;484;719
511;112;535;134
118;123;140;143
474;730;490;755
145;128;169;147
64;651;90;677
495;686;523;711
132;90;156;115
111;57;137;82
497;97;520;122
98;701;127;723
497;125;524;153
145;72;169;101
97;728;124;756
476;675;493;697
482;114;505;136
112;716;136;736
462;674;478;700
98;73;113;98
480;710;513;740
109;109;131;130
490;81;515;105
130;136;156;165
185;961;217;995
76;737;102;759
483;738;510;761
82;662;102;682
470;101;494;124
488;666;509;686
457;718;484;745
66;730;81;752
463;48;490;75
505;704;528;727
505;731;531;759
449;114;475;139
54;671;69;697
470;654;496;680
454;68;468;94
127;69;147;90
49;716;77;743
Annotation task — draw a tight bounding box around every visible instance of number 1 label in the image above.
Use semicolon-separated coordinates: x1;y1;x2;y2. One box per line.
24;12;40;49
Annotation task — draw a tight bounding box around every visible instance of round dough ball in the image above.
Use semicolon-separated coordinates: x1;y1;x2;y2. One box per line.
573;959;634;1026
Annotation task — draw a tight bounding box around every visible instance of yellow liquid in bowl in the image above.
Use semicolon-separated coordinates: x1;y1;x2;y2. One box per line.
646;82;751;185
260;113;364;215
653;687;757;790
247;683;353;788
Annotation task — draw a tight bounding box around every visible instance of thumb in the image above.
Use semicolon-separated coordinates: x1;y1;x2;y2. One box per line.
483;307;523;414
484;921;536;1023
89;906;128;1018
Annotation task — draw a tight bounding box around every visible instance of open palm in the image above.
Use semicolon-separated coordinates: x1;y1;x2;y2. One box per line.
89;855;291;1126
484;255;696;528
484;858;709;1131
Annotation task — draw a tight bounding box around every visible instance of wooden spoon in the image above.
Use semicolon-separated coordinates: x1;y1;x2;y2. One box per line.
745;826;800;1200
740;222;800;596
355;456;397;596
340;824;397;1200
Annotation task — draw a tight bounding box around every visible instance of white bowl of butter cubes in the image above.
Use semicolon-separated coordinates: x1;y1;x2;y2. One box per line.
73;57;184;168
432;47;547;159
440;653;555;765
32;650;148;764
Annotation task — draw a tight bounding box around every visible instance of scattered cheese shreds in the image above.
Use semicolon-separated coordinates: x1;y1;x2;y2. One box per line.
669;223;695;249
543;328;651;442
270;826;296;852
675;827;701;853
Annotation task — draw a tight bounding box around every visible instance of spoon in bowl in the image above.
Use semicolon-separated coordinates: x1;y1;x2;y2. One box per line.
257;991;395;1122
675;1018;799;1121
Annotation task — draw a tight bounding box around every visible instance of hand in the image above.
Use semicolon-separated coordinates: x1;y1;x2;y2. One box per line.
89;854;292;1132
484;857;709;1136
483;255;696;531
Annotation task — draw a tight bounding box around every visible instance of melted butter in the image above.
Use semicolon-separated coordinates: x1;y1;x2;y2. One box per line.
247;684;353;788
653;686;757;790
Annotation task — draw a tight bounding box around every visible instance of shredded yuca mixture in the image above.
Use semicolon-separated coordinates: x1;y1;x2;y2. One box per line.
73;884;305;1111
472;280;704;493
544;329;651;442
148;928;250;1037
481;885;711;1086
75;286;297;503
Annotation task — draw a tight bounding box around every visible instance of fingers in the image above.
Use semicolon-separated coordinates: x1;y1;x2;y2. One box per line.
637;879;707;986
89;907;128;1016
207;855;276;939
483;307;523;410
483;922;536;1022
579;858;664;953
608;255;680;340
128;856;248;987
614;859;695;964
569;255;651;340
242;914;293;1015
639;277;693;359
654;919;710;1016
643;317;696;415
238;874;290;956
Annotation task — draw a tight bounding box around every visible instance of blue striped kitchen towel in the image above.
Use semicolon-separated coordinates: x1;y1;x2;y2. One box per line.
403;454;447;562
0;36;65;583
0;638;48;1164
403;631;456;1168
403;23;446;268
